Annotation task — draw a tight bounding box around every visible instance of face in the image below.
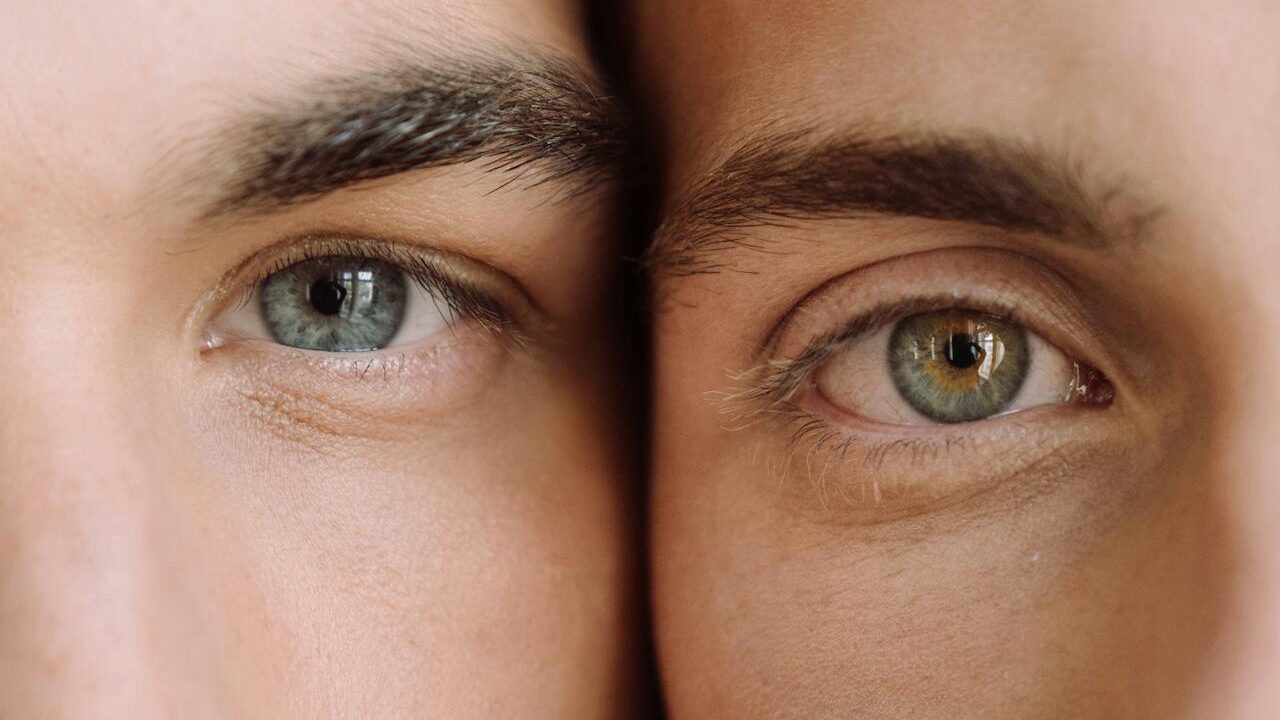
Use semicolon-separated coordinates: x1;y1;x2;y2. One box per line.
0;1;637;716
637;1;1280;717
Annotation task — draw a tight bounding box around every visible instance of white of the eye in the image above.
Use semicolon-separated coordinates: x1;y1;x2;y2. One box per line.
1008;333;1075;410
813;321;1080;426
385;282;458;348
213;277;457;350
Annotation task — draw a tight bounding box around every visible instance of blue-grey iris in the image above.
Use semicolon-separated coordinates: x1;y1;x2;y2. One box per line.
260;256;407;351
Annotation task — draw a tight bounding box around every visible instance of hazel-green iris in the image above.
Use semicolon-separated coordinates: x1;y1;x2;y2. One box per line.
888;310;1030;423
260;256;407;352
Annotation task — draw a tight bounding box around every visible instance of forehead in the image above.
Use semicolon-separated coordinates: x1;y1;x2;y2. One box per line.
0;0;584;222
637;0;1280;194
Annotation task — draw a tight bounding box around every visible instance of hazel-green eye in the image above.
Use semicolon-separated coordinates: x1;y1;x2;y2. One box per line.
888;310;1029;423
813;308;1112;426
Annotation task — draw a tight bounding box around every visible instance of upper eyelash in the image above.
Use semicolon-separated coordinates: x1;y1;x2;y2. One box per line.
718;295;1026;421
233;236;515;336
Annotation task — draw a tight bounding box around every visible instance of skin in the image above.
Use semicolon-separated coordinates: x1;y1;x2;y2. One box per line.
636;1;1280;717
0;1;638;717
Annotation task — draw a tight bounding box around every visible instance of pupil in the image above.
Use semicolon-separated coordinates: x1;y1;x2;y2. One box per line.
944;332;982;370
309;278;347;316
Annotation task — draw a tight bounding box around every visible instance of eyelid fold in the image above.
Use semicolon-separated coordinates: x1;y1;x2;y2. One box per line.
196;232;541;354
706;247;1140;521
742;247;1119;409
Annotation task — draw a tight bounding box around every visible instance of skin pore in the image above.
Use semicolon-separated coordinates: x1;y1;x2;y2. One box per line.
0;1;638;717
636;1;1280;718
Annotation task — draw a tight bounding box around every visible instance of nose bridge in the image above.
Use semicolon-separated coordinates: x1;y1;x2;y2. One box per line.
0;272;215;715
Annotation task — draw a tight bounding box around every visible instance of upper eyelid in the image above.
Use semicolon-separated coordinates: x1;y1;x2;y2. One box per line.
194;232;546;351
742;257;1121;425
751;295;1028;407
751;247;1117;376
255;241;506;327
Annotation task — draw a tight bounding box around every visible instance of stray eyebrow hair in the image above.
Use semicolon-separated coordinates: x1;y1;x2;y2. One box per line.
648;130;1159;276
200;52;624;220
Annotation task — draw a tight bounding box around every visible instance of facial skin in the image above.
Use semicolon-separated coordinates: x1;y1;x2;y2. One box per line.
636;1;1280;717
0;1;638;717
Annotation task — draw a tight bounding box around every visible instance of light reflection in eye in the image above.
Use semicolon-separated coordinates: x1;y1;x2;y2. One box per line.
889;310;1030;423
214;256;459;353
812;309;1112;426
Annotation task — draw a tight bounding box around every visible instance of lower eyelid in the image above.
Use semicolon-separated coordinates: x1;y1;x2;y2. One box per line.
756;398;1138;523
746;248;1121;425
713;247;1137;521
202;317;506;422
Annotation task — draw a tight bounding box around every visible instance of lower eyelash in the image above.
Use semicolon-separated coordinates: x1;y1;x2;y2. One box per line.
711;371;950;474
734;398;1031;517
747;407;913;508
220;325;496;387
706;356;823;428
769;399;977;466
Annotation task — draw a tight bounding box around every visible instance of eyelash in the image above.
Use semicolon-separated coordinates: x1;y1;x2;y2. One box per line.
710;293;1121;515
730;294;1025;413
221;235;518;344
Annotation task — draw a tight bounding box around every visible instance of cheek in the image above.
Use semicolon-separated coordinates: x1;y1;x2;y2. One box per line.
180;350;634;715
655;434;1224;719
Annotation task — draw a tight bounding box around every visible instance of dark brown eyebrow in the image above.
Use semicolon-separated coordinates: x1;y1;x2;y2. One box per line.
198;52;624;221
648;129;1159;276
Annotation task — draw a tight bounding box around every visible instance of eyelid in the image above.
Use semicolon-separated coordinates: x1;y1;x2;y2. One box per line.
710;247;1146;522
194;232;545;353
736;247;1123;414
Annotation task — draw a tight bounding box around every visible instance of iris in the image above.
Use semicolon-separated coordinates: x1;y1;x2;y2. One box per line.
260;256;407;351
888;310;1030;423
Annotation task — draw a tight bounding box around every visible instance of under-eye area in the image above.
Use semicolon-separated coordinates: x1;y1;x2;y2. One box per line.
712;247;1143;522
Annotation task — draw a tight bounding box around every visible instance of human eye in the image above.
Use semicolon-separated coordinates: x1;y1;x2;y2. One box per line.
810;307;1113;427
209;236;513;355
194;234;537;428
728;247;1139;519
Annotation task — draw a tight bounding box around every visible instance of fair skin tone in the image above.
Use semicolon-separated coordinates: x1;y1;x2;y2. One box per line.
637;1;1280;717
0;1;637;716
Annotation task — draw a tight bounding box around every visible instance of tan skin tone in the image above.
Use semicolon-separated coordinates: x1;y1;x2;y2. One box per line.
0;1;638;716
637;1;1280;717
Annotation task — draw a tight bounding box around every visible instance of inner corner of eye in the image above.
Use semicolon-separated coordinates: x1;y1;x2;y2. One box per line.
1063;362;1116;407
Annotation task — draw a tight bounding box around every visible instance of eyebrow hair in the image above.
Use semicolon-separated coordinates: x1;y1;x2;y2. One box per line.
199;52;624;220
647;130;1159;276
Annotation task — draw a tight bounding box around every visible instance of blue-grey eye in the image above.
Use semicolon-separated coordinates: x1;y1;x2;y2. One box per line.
259;256;407;352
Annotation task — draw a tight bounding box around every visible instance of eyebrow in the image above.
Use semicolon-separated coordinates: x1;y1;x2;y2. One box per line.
196;52;624;221
648;130;1159;275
